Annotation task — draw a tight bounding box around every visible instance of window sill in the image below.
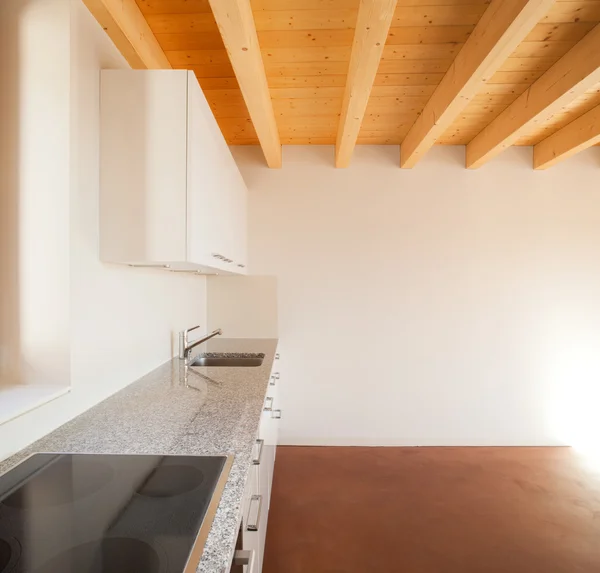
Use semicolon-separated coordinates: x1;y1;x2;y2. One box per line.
0;385;70;426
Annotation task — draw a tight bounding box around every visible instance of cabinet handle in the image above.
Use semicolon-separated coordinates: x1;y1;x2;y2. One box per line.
263;396;274;411
211;253;236;264
253;439;264;465
271;409;282;419
275;353;280;360
127;263;171;269
237;264;246;268
246;494;263;532
233;550;256;570
270;372;280;386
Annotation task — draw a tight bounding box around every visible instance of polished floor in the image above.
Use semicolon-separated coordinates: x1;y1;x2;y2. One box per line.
263;446;600;573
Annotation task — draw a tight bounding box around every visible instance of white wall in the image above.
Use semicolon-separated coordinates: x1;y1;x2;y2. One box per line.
0;0;206;461
207;276;278;338
0;0;72;387
235;145;600;448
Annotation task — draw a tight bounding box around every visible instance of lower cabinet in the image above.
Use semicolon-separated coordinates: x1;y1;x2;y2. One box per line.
261;369;280;506
238;354;282;572
240;467;261;573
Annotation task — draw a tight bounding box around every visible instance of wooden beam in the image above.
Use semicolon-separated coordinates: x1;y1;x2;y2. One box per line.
466;23;600;169
533;104;600;169
208;0;282;168
82;0;171;69
335;0;397;168
400;0;554;169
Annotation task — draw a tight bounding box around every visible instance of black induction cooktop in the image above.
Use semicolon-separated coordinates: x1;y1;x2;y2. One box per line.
0;453;232;573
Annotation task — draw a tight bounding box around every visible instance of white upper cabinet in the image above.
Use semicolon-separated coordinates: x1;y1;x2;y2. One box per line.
100;70;247;274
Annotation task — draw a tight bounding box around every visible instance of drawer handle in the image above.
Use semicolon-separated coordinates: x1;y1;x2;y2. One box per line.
253;439;264;465
237;263;246;268
127;263;171;269
233;549;256;569
270;372;280;386
246;494;263;532
271;409;282;419
263;396;274;411
275;353;280;360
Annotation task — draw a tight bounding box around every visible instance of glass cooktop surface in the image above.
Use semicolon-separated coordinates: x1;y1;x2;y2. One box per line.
0;454;229;573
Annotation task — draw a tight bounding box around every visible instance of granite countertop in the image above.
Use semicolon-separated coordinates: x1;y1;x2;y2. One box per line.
0;337;279;573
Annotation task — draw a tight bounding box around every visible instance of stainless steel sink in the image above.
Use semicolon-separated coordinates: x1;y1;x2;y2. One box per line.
189;353;264;368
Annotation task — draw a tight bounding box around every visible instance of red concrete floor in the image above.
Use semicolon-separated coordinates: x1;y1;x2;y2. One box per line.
263;446;600;573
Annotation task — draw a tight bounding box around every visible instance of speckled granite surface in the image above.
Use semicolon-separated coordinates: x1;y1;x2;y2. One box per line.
0;338;279;573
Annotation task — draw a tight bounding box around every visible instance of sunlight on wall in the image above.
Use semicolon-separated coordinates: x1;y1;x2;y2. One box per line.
545;328;600;467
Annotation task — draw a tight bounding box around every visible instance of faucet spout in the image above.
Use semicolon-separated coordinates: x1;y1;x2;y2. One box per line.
179;327;223;360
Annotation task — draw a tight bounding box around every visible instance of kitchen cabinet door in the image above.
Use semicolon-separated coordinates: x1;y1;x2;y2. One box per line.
267;370;281;499
257;442;269;573
186;72;218;268
242;465;261;572
230;168;248;272
186;71;246;272
100;70;188;264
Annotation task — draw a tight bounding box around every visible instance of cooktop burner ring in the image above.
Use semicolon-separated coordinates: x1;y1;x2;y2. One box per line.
33;537;167;573
136;464;205;498
0;536;21;573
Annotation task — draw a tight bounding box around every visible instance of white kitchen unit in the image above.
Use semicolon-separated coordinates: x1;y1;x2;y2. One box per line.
99;70;247;274
241;351;282;572
262;360;281;505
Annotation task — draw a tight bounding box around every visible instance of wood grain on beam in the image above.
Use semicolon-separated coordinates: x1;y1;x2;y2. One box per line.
208;0;281;168
466;24;600;169
400;0;554;169
82;0;170;69
335;0;397;168
533;104;600;169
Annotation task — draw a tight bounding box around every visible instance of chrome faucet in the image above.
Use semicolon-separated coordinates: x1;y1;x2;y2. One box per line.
178;325;223;360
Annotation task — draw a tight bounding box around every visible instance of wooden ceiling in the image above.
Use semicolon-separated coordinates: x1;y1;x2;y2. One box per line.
88;0;600;168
